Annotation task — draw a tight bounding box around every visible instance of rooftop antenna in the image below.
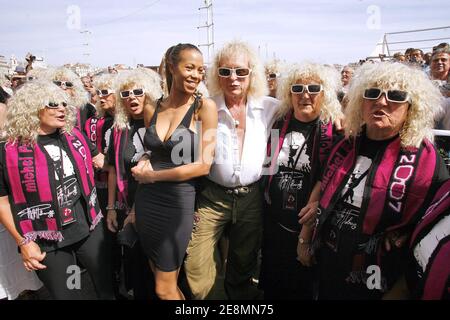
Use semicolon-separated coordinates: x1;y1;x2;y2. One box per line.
198;0;215;65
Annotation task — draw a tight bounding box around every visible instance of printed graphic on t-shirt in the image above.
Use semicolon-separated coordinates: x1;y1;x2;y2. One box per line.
131;127;146;163
329;156;372;232
43;144;80;208
277;131;311;172
341;156;372;208
104;127;112;154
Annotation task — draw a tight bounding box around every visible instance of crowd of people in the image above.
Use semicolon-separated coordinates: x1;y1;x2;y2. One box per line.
0;40;449;300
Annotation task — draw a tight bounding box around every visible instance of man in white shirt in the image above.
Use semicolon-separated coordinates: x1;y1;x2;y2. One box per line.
184;40;279;299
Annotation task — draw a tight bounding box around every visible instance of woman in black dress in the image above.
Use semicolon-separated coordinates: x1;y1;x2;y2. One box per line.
105;69;163;299
132;43;218;300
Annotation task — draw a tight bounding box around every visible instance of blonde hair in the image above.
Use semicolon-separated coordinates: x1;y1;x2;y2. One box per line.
265;59;285;75
207;40;268;99
276;62;343;123
93;73;117;117
4;80;75;143
46;67;88;108
345;62;443;148
113;69;163;129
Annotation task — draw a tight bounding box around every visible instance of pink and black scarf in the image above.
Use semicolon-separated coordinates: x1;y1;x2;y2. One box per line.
4;128;102;243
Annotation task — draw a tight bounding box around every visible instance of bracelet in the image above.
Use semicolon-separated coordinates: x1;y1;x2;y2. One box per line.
106;205;116;210
298;237;310;245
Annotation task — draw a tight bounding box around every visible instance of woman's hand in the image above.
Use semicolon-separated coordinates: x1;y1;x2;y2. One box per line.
123;211;136;227
297;241;314;267
131;158;155;183
20;241;46;271
106;209;118;233
92;153;105;170
384;230;409;252
298;201;318;226
334;116;345;133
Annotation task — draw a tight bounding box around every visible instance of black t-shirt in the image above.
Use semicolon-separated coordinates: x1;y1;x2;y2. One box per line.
108;118;146;206
319;135;397;296
0;131;97;252
267;117;318;231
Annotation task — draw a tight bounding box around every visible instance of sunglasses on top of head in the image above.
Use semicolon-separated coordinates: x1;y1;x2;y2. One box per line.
45;102;68;109
363;88;410;103
218;67;252;78
290;84;323;94
119;88;145;99
53;81;74;88
96;89;115;97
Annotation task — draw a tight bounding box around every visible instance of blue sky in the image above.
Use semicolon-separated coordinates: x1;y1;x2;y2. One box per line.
0;0;449;68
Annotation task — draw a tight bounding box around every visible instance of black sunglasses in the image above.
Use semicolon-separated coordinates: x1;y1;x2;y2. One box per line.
53;81;74;88
267;73;278;80
363;88;410;103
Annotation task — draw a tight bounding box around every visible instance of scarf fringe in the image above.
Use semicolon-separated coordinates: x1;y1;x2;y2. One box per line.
90;212;104;231
23;230;64;242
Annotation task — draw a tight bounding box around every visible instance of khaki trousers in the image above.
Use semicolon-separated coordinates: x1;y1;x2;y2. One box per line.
184;180;263;300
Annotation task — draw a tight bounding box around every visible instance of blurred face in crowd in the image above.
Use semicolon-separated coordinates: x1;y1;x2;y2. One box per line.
120;84;145;119
341;67;353;86
265;69;278;98
54;78;75;97
362;86;410;140
97;86;116;115
38;101;67;134
410;50;423;63
170;48;205;95
431;52;450;80
218;53;251;102
290;77;324;122
81;76;93;90
424;52;432;65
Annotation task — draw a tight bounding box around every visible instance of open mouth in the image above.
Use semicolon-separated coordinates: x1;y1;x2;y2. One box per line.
373;110;386;117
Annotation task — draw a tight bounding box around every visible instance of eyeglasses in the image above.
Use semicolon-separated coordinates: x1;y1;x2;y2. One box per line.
290;84;323;95
363;88;410;103
267;73;279;80
218;67;252;78
119;88;145;99
96;89;115;97
45;102;68;109
53;81;74;88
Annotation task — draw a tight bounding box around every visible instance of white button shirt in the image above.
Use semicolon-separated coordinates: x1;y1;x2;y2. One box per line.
208;94;280;187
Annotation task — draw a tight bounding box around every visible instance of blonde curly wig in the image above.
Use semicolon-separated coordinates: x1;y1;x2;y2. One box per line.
4;80;75;143
207;40;268;99
345;62;443;148
113;69;163;130
46;67;88;108
276;62;343;123
93;73;117;117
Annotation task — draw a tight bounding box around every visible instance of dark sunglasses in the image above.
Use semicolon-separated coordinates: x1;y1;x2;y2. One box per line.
290;84;323;94
96;89;115;97
363;88;410;103
218;67;252;78
53;81;74;88
120;88;145;99
267;73;278;80
46;102;68;109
